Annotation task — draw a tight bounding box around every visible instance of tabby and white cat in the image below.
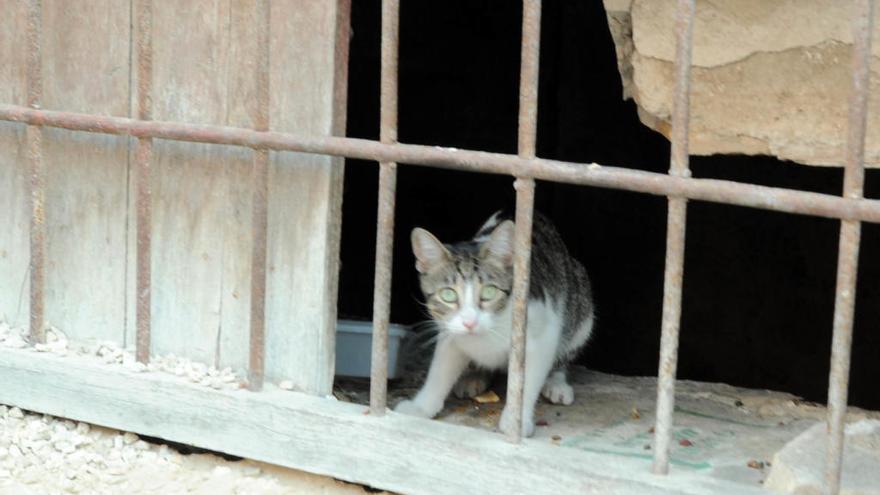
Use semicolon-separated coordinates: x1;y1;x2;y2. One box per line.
394;211;595;436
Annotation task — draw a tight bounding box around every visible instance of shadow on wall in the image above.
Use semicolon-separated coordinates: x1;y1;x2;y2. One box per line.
338;0;880;411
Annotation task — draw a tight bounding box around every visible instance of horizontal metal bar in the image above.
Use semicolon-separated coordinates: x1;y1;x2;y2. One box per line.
2;103;880;224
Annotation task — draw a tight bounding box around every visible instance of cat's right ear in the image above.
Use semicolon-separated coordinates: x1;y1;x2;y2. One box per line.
411;228;450;273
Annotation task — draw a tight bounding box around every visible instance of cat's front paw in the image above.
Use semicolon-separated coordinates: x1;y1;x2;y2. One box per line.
541;380;574;405
452;373;491;399
498;406;535;438
393;399;435;419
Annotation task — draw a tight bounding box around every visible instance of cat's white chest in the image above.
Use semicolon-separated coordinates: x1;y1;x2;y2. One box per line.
451;298;562;370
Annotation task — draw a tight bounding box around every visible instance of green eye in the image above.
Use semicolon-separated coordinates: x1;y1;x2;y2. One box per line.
438;288;458;303
480;285;498;301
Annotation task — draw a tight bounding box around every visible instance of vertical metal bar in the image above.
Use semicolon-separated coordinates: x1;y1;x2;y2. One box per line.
369;0;400;415
134;0;154;364
505;0;541;443
507;178;535;442
26;0;45;345
652;0;695;475
824;1;874;493
247;0;271;391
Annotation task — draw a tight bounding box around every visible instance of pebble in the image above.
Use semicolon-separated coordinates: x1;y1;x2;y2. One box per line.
279;380;294;391
243;466;262;477
0;405;7;416
9;407;24;419
213;465;232;476
75;422;90;435
122;432;138;445
54;441;76;455
113;436;123;450
3;334;27;349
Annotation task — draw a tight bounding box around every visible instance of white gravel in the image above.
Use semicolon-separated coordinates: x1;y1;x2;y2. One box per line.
0;320;380;494
0;321;242;390
0;404;309;494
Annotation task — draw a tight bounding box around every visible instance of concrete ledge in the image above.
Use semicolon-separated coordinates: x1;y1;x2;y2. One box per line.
0;347;768;495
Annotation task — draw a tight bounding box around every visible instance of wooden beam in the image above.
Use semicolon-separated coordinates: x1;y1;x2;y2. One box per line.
0;348;764;495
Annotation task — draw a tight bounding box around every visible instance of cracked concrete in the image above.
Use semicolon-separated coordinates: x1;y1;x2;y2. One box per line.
603;0;880;167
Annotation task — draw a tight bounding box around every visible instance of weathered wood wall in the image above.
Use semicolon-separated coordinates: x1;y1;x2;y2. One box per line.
0;0;349;395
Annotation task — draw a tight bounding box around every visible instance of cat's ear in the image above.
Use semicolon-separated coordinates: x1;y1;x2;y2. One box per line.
481;220;515;267
411;228;450;273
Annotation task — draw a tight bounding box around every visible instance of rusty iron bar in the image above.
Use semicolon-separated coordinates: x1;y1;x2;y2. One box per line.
247;0;271;391
824;0;875;493
26;0;45;344
134;0;153;364
370;0;400;415
507;178;535;442
4;104;880;225
25;0;44;342
505;0;541;443
652;0;695;475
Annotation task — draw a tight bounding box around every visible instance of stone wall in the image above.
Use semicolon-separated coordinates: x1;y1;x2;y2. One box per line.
603;0;880;167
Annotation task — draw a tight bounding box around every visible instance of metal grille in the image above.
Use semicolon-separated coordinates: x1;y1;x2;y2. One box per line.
1;0;876;493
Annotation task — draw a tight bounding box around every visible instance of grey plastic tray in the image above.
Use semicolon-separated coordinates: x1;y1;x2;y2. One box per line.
335;319;408;379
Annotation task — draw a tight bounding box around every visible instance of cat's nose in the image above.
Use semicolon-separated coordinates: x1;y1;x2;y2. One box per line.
462;319;477;330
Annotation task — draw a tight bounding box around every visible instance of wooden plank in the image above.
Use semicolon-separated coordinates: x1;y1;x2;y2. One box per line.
0;0;29;328
37;0;130;344
145;0;348;390
264;0;348;394
148;0;253;369
0;348;768;495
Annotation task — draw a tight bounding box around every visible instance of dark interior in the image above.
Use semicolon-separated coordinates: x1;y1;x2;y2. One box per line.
338;0;880;411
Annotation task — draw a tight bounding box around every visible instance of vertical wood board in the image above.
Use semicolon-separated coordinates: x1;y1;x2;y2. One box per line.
0;1;31;328
40;0;131;344
264;0;348;393
148;0;255;369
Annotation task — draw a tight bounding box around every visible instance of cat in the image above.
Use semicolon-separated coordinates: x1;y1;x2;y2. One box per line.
394;210;595;437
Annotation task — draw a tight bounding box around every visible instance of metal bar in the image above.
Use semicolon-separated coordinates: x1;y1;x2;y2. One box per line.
652;0;695;475
505;0;541;443
517;0;541;159
3;104;880;225
824;1;875;493
507;178;535;442
134;0;153;364
247;0;271;391
26;0;45;345
369;0;400;415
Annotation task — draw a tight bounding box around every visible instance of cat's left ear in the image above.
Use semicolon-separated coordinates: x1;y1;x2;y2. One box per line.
481;220;515;268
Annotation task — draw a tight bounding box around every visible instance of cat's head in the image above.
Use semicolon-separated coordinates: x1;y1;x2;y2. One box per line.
411;221;514;335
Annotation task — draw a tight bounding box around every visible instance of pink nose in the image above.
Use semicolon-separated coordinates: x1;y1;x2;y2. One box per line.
463;319;477;330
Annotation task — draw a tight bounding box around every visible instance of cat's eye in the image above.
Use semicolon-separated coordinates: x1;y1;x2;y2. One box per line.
438;288;458;303
480;285;498;301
